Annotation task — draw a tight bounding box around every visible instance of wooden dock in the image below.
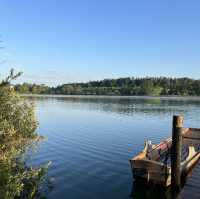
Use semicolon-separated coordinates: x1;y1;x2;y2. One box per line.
130;115;200;199
180;161;200;199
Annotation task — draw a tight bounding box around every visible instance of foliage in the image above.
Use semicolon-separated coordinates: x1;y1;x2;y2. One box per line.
0;75;38;146
15;77;200;96
0;156;51;199
0;69;51;199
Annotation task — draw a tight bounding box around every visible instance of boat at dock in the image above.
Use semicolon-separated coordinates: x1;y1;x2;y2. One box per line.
129;128;200;187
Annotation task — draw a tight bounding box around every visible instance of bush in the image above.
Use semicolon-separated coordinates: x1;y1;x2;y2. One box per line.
0;70;38;143
0;70;50;199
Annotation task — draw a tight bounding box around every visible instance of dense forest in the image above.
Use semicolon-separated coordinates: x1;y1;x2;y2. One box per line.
15;77;200;96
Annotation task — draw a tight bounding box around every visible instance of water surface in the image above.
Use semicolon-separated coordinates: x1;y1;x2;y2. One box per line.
27;96;200;198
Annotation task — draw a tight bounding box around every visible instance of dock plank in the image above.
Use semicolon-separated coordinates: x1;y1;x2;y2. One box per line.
181;161;200;199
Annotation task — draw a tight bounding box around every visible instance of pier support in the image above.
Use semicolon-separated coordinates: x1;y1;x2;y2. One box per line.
171;115;183;189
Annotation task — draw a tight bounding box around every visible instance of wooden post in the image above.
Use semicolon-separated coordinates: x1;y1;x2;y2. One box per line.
171;115;183;189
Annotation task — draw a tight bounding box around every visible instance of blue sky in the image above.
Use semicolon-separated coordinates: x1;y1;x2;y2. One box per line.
0;0;200;85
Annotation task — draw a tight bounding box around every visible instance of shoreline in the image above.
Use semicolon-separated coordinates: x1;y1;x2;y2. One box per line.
21;94;200;101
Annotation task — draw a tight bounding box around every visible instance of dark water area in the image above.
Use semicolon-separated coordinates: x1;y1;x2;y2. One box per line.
26;96;200;199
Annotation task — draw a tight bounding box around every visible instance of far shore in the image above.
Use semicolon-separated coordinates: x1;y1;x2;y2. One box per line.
21;94;200;101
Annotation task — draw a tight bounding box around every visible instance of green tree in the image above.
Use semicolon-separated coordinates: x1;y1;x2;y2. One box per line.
0;69;51;199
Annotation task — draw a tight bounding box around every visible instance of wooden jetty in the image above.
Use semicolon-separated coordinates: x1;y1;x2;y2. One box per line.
129;115;200;188
180;161;200;199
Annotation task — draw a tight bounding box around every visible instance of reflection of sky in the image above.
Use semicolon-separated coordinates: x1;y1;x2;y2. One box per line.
33;96;200;142
33;95;200;120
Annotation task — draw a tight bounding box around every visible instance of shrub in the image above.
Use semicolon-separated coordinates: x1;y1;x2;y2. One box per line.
0;69;38;143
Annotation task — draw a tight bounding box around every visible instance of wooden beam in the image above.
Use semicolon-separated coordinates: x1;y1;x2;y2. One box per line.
171;115;183;189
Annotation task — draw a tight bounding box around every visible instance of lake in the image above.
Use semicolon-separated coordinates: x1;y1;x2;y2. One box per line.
27;95;200;199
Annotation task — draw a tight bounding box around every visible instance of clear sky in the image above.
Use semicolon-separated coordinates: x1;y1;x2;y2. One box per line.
0;0;200;85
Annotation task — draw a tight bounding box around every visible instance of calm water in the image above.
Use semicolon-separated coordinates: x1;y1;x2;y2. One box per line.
27;96;200;199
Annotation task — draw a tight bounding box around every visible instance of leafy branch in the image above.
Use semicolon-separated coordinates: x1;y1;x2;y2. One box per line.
0;68;23;87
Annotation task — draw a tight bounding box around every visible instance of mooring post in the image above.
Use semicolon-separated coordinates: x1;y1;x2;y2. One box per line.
171;115;183;190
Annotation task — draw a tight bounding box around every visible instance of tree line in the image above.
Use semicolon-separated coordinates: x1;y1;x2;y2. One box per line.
15;77;200;96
